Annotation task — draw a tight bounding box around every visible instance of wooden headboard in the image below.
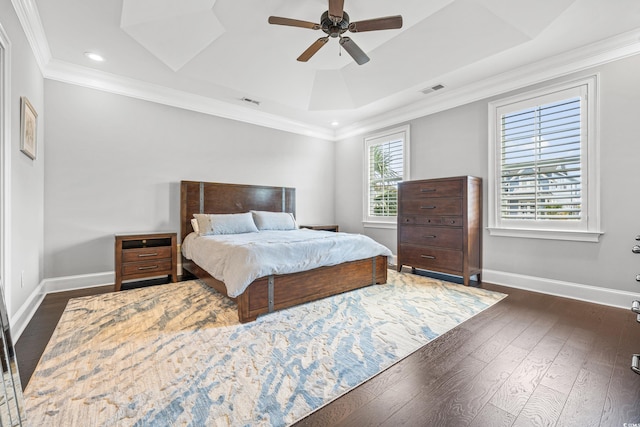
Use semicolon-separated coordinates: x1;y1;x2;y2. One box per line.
180;181;296;241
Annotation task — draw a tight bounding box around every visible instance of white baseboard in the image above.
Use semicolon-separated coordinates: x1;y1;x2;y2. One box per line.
10;281;45;342
44;271;115;294
482;269;640;310
11;262;185;341
12;265;638;341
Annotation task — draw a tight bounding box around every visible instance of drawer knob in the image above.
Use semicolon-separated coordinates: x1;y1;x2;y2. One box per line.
138;253;158;257
420;255;436;259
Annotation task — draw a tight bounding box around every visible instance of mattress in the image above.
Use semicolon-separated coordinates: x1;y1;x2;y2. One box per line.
181;229;392;297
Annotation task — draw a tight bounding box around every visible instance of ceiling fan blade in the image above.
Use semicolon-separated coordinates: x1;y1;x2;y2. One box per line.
268;16;321;30
339;37;370;65
297;37;330;62
328;0;345;22
349;15;403;32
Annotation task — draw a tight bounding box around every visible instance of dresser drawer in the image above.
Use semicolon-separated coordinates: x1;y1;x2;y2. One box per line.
400;197;462;216
399;245;463;272
122;259;173;277
399;225;463;249
400;216;462;227
401;179;462;199
122;246;172;263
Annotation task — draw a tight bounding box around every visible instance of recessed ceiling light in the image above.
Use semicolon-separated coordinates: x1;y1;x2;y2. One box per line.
84;52;105;62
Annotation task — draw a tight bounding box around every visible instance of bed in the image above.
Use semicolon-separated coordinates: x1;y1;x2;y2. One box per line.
180;181;390;323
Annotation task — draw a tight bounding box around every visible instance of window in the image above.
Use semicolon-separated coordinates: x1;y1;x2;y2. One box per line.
363;125;410;227
488;76;601;242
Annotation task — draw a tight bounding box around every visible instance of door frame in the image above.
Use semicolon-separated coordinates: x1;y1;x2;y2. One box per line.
0;22;12;316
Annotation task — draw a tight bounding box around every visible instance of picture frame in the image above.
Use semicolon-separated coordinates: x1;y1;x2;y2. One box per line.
20;96;37;160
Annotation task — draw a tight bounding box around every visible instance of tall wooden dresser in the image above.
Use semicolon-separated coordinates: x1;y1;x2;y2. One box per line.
397;176;482;286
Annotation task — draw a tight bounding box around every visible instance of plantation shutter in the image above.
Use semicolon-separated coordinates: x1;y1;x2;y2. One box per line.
499;91;584;221
367;134;404;217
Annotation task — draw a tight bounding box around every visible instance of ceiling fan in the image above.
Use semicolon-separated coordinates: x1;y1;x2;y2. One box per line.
268;0;403;65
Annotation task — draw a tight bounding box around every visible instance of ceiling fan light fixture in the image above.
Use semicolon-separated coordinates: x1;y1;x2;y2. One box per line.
268;0;402;65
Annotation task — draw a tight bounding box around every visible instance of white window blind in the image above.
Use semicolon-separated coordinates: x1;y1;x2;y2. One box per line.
363;126;409;225
500;97;582;221
488;76;602;242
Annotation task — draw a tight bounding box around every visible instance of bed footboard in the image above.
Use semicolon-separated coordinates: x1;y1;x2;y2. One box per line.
236;256;388;323
184;255;388;323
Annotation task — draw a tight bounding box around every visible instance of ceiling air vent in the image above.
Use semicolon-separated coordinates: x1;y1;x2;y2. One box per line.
421;84;444;95
241;97;261;106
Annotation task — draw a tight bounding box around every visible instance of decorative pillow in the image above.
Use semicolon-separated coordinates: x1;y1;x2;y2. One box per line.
251;210;298;231
193;212;258;235
190;218;200;234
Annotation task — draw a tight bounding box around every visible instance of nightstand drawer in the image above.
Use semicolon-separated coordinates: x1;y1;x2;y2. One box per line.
122;246;172;263
115;232;177;291
122;259;172;277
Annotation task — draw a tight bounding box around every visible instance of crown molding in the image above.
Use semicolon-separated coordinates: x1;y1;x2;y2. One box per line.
43;59;335;140
335;28;640;140
12;0;640;143
11;0;50;70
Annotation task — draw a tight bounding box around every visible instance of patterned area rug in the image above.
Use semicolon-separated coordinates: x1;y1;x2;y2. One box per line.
24;270;505;426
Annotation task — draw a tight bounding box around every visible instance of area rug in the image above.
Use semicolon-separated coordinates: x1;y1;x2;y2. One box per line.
24;270;506;426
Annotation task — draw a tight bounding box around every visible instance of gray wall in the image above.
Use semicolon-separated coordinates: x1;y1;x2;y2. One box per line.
336;54;640;296
0;0;45;319
43;81;336;278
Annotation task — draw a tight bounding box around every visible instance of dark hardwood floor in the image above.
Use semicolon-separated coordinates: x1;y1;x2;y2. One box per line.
15;271;640;426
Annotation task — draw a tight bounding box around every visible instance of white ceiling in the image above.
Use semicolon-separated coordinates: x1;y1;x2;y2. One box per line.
15;0;640;139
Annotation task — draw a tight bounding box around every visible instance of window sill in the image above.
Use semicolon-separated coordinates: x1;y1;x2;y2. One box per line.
487;227;603;242
363;221;397;230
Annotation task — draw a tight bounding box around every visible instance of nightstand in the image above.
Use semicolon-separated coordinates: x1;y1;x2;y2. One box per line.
299;224;339;232
114;232;178;291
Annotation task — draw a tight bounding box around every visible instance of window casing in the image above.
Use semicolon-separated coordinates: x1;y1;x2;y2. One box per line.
363;125;410;227
488;76;601;242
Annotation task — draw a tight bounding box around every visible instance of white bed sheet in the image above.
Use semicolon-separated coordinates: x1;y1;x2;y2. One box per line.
181;229;392;297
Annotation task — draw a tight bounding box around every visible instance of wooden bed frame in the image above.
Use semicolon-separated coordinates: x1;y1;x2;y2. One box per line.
180;180;388;323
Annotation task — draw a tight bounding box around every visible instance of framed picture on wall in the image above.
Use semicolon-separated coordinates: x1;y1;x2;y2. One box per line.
20;96;37;160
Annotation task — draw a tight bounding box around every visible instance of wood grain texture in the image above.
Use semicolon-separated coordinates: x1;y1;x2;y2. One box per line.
16;269;640;426
397;176;482;286
180;180;387;323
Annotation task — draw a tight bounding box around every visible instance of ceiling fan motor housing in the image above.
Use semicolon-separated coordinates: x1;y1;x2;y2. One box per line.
321;11;350;37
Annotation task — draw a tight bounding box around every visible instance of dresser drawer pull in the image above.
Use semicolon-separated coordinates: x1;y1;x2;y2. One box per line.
420;188;436;193
420;206;436;209
420;255;436;259
137;265;159;271
423;235;437;239
138;253;158;257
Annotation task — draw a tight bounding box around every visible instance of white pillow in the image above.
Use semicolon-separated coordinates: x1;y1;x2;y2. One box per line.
190;218;200;234
193;212;258;235
251;210;298;231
